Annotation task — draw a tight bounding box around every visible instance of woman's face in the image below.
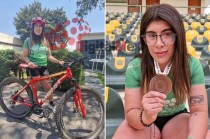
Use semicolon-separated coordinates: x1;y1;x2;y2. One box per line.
145;20;175;69
34;23;43;35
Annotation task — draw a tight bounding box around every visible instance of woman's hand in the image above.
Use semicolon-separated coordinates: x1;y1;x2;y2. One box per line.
58;60;65;65
141;91;166;124
28;62;38;68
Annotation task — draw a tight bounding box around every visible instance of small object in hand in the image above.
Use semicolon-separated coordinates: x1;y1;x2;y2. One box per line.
149;74;172;95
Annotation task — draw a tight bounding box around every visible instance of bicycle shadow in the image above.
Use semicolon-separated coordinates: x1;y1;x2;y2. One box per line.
0;110;62;139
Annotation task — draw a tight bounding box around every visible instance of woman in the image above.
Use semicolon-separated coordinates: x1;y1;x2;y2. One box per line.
23;17;64;110
113;4;208;139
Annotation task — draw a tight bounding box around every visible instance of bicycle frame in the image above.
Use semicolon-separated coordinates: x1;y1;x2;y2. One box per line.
11;67;87;117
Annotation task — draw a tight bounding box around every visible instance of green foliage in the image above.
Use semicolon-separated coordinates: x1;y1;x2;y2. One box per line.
0;50;27;81
97;73;104;86
79;66;85;85
75;0;104;18
10;53;25;77
47;49;84;91
0;50;16;81
14;1;67;41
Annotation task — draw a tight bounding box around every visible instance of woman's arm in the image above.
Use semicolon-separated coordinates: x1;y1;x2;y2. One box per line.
188;84;208;139
125;88;165;129
23;48;37;68
125;87;143;129
23;48;30;63
47;48;64;65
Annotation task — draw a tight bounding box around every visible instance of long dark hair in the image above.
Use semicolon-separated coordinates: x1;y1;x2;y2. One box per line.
139;4;191;104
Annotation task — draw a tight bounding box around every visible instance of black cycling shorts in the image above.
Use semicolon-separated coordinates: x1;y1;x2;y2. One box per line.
154;108;189;132
26;66;49;77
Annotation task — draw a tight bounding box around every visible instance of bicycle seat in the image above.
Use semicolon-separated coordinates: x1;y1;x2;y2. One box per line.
19;63;29;68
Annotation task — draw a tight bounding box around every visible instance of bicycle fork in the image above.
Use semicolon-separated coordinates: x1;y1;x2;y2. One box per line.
73;89;86;118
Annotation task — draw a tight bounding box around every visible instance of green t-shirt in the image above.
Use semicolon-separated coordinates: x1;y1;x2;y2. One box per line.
125;56;204;117
23;39;48;66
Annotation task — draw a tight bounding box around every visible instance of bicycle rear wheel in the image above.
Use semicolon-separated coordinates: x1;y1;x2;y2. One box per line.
0;77;33;119
55;87;104;139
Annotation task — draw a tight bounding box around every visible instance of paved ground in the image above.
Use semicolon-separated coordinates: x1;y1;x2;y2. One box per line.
0;70;105;139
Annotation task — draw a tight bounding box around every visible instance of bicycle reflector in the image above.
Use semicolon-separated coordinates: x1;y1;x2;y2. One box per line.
67;68;72;78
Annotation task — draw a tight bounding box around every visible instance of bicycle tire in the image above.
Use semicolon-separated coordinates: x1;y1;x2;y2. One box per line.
55;86;104;139
0;77;33;119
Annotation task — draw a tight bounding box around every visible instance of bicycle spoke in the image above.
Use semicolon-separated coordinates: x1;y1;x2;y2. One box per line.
0;77;33;119
55;87;104;138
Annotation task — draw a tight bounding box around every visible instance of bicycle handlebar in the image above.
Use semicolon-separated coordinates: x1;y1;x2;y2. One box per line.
64;58;83;68
19;56;88;70
63;56;90;69
64;56;89;68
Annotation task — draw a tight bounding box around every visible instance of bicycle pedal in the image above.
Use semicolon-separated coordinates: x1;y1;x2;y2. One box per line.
36;109;49;118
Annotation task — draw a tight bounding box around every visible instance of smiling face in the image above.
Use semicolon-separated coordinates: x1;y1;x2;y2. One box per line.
146;20;175;70
33;23;43;35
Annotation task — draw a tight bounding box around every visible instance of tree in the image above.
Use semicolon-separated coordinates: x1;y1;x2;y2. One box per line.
13;1;68;42
75;0;104;18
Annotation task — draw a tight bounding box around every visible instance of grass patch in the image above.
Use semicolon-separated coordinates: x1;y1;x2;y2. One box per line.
97;73;104;86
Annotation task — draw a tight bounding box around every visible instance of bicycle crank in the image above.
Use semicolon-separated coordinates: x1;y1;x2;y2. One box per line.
32;104;45;118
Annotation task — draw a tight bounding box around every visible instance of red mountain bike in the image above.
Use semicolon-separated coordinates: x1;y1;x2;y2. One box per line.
0;57;104;139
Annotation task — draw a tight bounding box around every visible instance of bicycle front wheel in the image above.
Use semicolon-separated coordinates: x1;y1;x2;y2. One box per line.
0;77;33;119
55;87;104;139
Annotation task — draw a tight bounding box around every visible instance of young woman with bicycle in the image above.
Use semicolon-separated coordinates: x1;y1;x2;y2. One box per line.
0;16;104;139
0;57;104;139
22;17;64;110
